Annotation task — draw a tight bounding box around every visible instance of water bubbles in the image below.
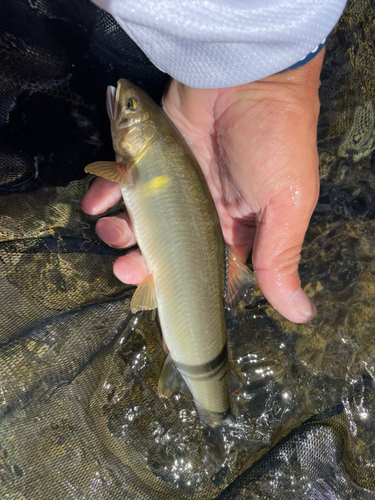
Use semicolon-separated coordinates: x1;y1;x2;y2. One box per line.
125;406;140;422
128;315;140;332
255;367;274;377
359;409;369;420
178;409;197;424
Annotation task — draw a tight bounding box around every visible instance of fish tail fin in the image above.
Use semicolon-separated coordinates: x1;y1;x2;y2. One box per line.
203;411;252;477
203;425;227;474
201;410;237;475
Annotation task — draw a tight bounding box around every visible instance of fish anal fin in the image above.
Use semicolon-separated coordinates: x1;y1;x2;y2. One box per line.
84;161;134;186
131;274;157;314
225;245;257;313
158;353;191;398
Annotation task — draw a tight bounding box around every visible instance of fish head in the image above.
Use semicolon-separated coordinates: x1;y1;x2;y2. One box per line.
106;79;157;160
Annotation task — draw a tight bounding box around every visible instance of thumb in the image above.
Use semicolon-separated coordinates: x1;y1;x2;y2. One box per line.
252;183;319;324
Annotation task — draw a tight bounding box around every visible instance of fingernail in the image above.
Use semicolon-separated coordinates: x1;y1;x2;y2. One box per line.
292;287;317;319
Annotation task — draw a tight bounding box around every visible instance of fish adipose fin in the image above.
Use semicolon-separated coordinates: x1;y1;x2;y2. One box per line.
227;372;242;394
158;353;192;398
224;245;256;313
84;161;135;186
131;274;157;314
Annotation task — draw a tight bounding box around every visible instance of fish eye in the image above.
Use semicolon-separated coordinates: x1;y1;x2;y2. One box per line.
126;98;138;110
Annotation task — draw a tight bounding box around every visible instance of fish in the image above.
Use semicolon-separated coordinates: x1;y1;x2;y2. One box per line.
85;79;256;470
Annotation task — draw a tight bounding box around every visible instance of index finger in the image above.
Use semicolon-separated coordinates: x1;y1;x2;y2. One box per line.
81;177;122;215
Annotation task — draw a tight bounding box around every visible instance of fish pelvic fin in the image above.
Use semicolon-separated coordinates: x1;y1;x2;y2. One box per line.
158;353;192;398
131;274;157;314
224;244;257;313
84;160;135;186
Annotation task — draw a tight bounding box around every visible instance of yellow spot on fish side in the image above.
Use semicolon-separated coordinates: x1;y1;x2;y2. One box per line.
142;176;170;196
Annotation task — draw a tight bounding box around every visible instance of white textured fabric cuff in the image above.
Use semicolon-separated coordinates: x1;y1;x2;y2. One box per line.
93;0;347;89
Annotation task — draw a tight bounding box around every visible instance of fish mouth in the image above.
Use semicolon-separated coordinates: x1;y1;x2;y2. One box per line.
106;85;117;121
106;81;150;129
107;79;134;121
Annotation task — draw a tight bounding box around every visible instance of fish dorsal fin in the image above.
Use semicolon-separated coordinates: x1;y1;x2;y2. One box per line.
225;245;256;313
158;353;192;398
84;161;135;186
131;274;157;314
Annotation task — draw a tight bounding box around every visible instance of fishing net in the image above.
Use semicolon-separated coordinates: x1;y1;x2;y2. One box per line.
1;0;375;498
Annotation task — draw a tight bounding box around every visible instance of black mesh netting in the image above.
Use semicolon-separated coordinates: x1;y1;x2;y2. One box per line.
1;0;375;498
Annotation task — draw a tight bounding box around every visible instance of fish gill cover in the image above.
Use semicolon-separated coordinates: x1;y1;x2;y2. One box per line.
1;0;375;498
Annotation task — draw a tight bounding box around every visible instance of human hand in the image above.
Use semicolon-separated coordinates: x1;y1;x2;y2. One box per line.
81;51;323;323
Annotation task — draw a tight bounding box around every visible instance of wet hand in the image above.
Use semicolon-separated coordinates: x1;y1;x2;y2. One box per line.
81;51;323;323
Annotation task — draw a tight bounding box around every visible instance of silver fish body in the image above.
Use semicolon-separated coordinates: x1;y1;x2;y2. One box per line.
117;82;229;418
85;79;255;450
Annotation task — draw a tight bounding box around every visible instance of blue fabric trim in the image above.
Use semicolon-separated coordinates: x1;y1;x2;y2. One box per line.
279;39;326;73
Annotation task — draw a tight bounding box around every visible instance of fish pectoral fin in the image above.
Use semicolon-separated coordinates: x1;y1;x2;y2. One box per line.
224;244;257;313
84;161;134;186
227;372;242;394
131;274;157;314
158;353;191;398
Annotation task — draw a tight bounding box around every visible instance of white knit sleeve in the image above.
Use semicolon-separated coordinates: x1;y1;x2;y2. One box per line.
93;0;347;89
